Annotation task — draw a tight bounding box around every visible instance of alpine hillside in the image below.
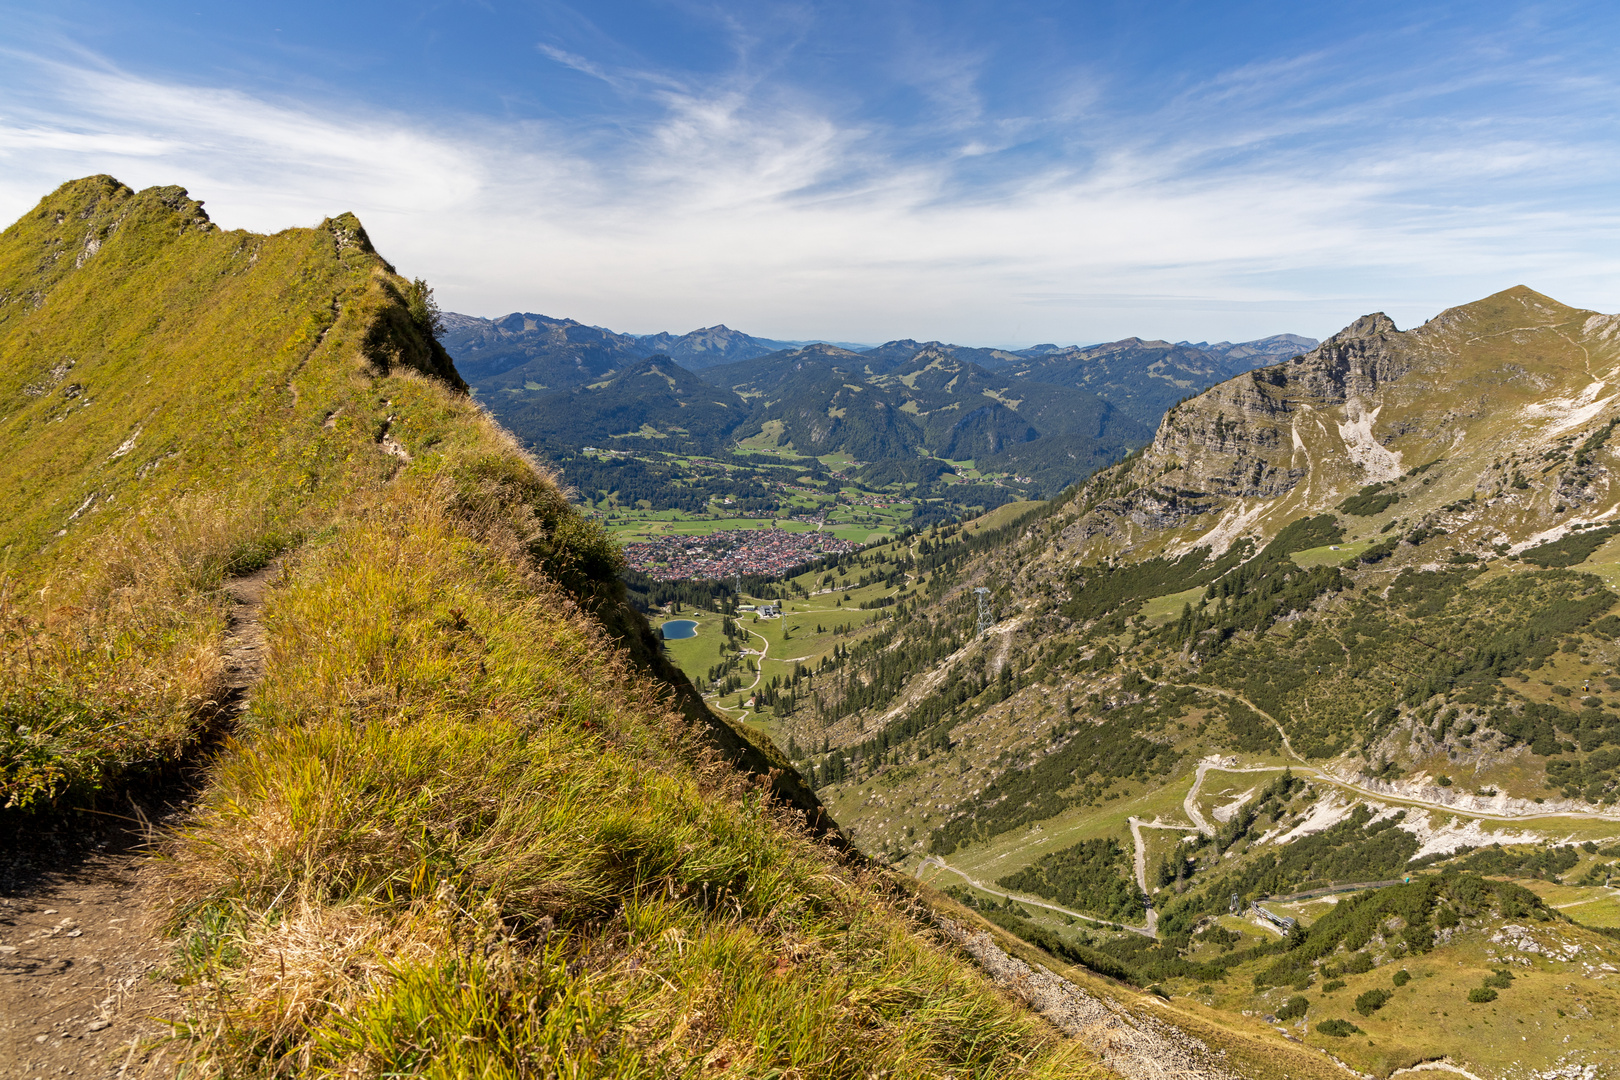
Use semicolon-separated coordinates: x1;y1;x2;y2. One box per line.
668;288;1620;1080
442;311;1317;506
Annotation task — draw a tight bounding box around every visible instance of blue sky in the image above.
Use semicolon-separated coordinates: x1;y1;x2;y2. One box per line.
3;1;1620;346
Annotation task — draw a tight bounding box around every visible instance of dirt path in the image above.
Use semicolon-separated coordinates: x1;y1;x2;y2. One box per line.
1175;684;1620;826
1126;818;1155;937
917;856;1155;938
1183;757;1282;837
1176;684;1304;763
743;626;769;691
1128;817;1199;938
0;563;276;1080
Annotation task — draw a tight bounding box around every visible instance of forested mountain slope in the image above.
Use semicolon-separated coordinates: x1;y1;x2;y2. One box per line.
442;313;1314;504
438;309;645;389
0;177;1108;1079
1001;335;1316;428
698;343;1153;494
492;352;750;454
730;289;1620;1078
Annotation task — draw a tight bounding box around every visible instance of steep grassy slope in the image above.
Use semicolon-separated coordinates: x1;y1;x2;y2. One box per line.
0;175;460;807
0;178;1101;1079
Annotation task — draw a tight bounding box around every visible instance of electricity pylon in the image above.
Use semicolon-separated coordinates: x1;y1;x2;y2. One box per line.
974;587;994;636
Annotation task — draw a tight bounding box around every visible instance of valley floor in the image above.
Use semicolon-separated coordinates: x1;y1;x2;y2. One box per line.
645;505;1620;1078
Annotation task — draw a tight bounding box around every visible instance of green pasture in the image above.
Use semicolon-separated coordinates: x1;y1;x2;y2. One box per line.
1527;880;1620;927
912;762;1199;886
1291;538;1375;567
1572;530;1620;590
961;500;1043;533
1140;586;1205;625
657;613;733;686
603;513;817;539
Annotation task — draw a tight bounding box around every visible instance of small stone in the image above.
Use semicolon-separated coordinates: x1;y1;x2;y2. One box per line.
65;930;81;938
42;909;57;915
84;1019;110;1033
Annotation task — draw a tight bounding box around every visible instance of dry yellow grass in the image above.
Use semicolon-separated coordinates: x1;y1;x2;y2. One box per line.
1;178;1107;1079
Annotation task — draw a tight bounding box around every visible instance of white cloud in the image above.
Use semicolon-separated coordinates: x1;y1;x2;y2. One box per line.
2;43;1619;346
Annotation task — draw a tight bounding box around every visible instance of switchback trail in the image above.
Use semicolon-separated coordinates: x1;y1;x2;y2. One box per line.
0;562;278;1080
1128;817;1199;938
1175;684;1620;826
1183;757;1282;837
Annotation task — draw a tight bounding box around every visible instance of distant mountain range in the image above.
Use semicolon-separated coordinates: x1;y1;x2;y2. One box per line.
693;343;1150;494
634;325;800;369
997;335;1314;427
440;312;1317;496
441;312;820;384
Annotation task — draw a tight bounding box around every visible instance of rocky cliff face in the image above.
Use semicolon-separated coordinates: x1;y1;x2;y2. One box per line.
1059;287;1620;558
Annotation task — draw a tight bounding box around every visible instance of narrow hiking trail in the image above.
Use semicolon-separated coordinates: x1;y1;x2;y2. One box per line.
0;563;276;1080
940;922;1243;1080
916;856;1156;938
1174;684;1620;827
1170;683;1304;764
1128;817;1199;938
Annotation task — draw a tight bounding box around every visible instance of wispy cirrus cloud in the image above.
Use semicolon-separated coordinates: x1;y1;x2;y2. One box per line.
2;3;1619;345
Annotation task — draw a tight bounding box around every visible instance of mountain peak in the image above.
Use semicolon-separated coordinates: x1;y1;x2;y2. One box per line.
633;324;792;369
1331;312;1400;341
1430;285;1590;330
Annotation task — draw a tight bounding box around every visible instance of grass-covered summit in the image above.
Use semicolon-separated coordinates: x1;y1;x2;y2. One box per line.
0;177;1099;1078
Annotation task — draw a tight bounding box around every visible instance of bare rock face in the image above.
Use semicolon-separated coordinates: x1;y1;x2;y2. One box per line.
1141;312;1408;501
1056;286;1620;559
1291;312;1408;404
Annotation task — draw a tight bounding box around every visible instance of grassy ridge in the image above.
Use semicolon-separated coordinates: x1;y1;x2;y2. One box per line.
167;459;1092;1075
1;178;1101;1078
0;176;452;807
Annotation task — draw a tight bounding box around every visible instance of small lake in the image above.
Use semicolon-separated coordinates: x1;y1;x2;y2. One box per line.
660;619;698;640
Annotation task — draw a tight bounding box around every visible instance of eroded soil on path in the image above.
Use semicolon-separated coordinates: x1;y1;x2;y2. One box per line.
1;564;276;1079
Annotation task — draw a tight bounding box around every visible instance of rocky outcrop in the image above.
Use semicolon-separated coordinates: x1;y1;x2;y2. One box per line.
939;922;1243;1080
1285;313;1409;404
1060;311;1419;545
1051;287;1620;570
